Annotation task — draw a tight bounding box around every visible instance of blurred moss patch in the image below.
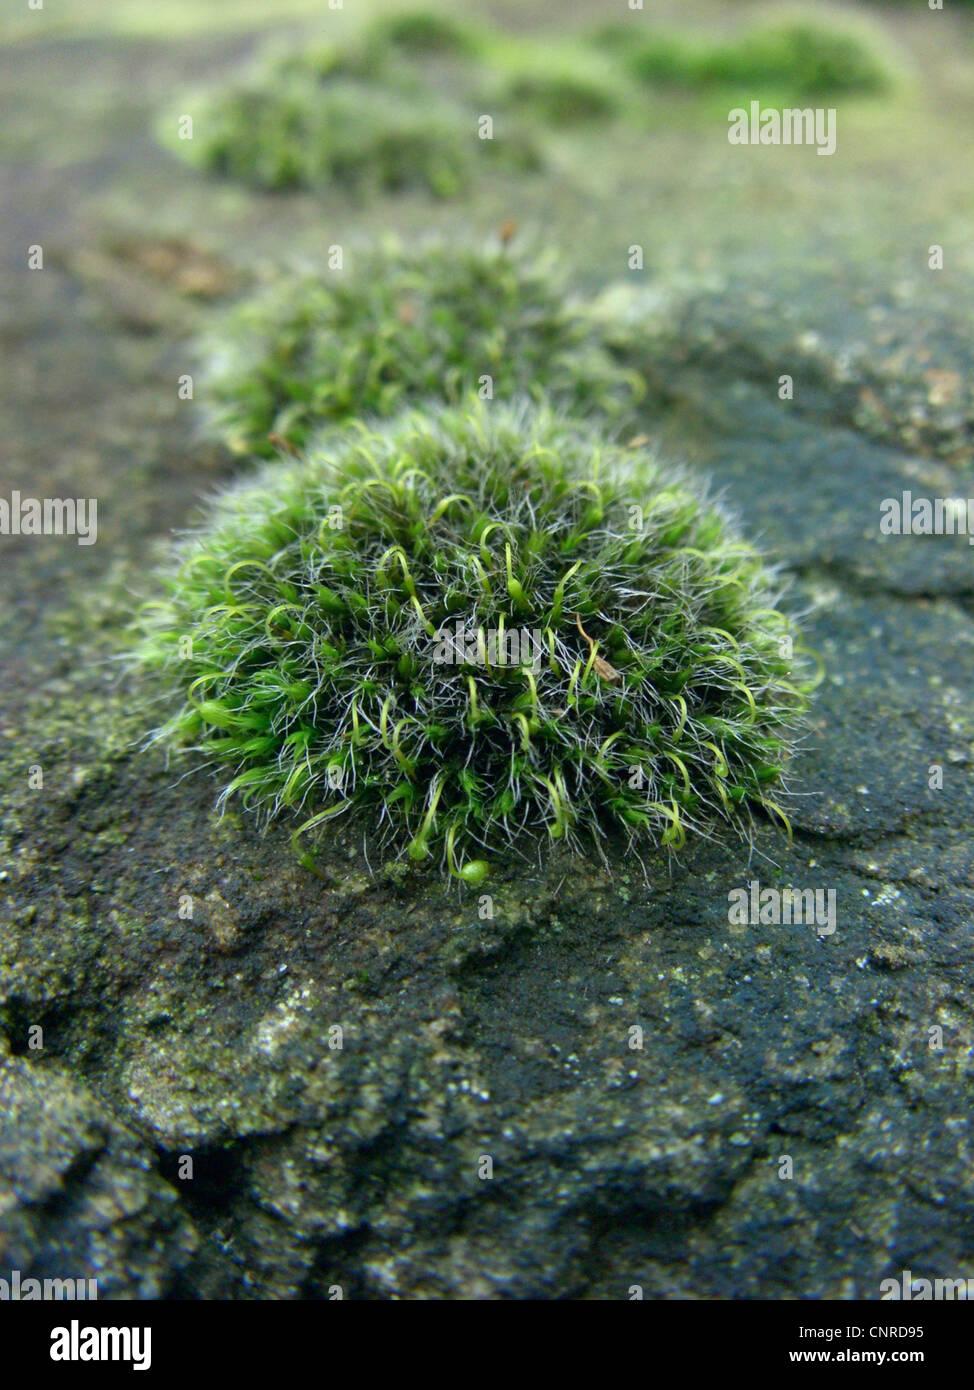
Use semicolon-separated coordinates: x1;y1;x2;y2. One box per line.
160;7;898;199
165;74;538;198
598;14;894;98
199;242;643;457
368;8;489;58
490;45;627;125
162;15;541;197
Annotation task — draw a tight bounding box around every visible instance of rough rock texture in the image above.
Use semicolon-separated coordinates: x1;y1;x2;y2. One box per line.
0;1053;197;1296
636;267;974;470
1;6;972;1299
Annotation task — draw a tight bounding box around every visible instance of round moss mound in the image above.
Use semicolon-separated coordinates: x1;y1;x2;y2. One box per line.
492;46;625;125
165;19;539;200
368;9;488;59
697;19;891;96
601;15;892;97
136;402;810;882
169;75;528;197
202;245;643;457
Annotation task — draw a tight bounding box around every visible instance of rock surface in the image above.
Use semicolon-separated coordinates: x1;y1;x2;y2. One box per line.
1;4;972;1298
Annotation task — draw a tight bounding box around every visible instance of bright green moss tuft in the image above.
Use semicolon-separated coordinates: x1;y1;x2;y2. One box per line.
599;16;893;97
495;49;624;125
135;402;811;881
201;245;644;458
166;72;538;196
368;9;488;58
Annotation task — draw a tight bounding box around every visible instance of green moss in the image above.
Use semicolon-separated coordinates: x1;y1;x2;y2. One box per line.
159;12;632;197
368;9;488;58
267;34;390;86
200;244;643;457
163;15;539;200
134;402;810;882
165;71;538;197
493;47;625;125
162;5;897;194
599;16;893;97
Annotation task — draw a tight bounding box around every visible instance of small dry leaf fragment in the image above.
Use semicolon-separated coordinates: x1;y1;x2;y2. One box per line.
575;613;622;684
267;432;300;457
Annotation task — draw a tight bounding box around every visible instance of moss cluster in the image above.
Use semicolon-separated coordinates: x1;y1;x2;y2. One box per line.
201;245;642;458
169;73;537;197
165;16;537;197
490;47;624;126
367;10;487;59
164;8;893;196
136;402;808;883
598;16;893;97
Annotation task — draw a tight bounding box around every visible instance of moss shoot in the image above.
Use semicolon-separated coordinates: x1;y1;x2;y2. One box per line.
201;244;643;458
135;402;810;883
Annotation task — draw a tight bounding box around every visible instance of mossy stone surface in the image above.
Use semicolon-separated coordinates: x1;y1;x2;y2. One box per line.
1;0;973;1298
